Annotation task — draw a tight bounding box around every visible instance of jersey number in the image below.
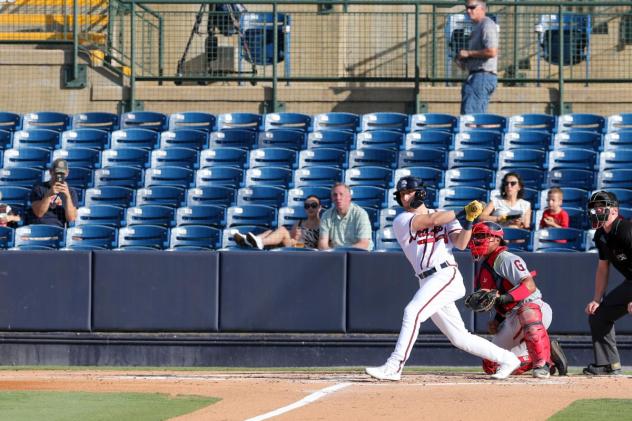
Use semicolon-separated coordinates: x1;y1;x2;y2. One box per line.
513;260;525;271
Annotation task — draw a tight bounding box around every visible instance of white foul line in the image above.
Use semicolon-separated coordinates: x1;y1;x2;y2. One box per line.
245;382;352;421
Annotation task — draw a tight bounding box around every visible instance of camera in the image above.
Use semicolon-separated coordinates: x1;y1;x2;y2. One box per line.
54;171;66;183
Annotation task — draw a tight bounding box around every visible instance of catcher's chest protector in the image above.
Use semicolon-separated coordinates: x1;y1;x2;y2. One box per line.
476;247;519;313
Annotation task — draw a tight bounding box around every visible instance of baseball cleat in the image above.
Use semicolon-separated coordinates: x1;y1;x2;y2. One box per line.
365;363;401;381
491;355;520;380
550;339;568;376
246;232;264;250
532;364;551;379
233;232;249;247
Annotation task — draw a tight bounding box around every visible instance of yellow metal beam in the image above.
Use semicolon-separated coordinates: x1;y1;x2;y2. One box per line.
0;14;108;26
0;31;106;44
1;0;106;6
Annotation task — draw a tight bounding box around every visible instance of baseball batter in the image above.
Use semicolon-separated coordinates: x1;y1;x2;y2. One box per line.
466;221;568;378
365;176;521;381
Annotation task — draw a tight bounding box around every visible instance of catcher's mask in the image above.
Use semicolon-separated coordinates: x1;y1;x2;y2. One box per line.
394;176;426;209
468;221;505;260
587;191;619;229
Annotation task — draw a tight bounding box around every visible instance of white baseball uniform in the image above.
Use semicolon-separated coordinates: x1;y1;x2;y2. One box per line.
386;209;519;373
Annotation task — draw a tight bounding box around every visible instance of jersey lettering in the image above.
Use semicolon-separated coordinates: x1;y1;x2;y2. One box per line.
514;260;525;272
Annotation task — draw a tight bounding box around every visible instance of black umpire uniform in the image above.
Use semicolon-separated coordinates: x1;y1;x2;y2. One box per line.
589;215;632;373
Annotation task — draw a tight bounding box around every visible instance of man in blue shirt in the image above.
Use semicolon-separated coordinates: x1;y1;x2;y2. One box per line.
28;158;78;227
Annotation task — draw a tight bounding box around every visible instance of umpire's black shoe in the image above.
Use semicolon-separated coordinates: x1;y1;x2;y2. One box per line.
550;340;568;376
583;363;622;376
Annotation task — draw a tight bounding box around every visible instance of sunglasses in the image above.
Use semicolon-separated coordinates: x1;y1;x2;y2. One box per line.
505;181;519;187
304;202;320;209
465;4;479;10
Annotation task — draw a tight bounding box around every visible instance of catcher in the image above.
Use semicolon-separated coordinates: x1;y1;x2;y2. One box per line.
466;221;568;378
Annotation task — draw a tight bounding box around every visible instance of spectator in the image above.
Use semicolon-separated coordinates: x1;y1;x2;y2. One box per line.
480;172;531;230
28;158;78;227
539;187;569;229
0;204;20;227
234;195;322;250
318;182;373;251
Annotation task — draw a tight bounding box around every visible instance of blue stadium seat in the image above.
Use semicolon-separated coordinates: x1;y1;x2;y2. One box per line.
12;129;60;150
312;113;359;132
0;112;21;131
387;185;437;208
557;113;605;134
408;113;457;133
552;131;602;151
507;114;557;133
117;225;169;250
599;149;632;171
0;130;11;149
160;129;208;151
209;129;257;149
221;225;267;249
496;168;545;191
548;148;597;171
448;148;497;169
53;148;101;170
65;225;117;250
258;129;305;151
603;130;632;151
404;130;453;151
348;147;397;169
3;147;50;170
94;166;144;189
307;130;355;151
186;186;235;208
168;112;215;133
598;188;632;208
445;167;495;189
355;130;404;151
502;228;533;252
606;113;632;133
394;167;444;190
263;112;311;132
458;114;507;133
61;129;110;151
538;187;589;210
195;167;243;189
217;113;262;131
0;168;42;188
14;224;65;249
350;185;386;209
438;186;489;208
71;112;119;131
379;206;404;229
22;112;70;132
375;227;401;251
169;225;221;250
249;147;297;169
498;148;547;170
344;166;393;189
502;131;552;152
84;186;135;208
0;226;14;249
298;148;346;169
0;185;30;211
111;128;160;150
125;204;176;228
245;166;293;188
398;148;448;170
597;169;632;190
362;206;379;230
226;204;276;228
533;227;586;252
453;130;503;151
293;166;343;188
76;205;126;227
536;13;590;70
547;169;596;189
199;147;249;169
150;147;199;170
237;185;286;207
361;112;408;132
135;186;186;208
277;205;308;228
176;205;225;227
101;147;150;169
535;206;588;230
286;186;331;208
120;111;168;132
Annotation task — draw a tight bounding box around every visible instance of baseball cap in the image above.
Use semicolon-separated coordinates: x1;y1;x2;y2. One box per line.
52;158;69;173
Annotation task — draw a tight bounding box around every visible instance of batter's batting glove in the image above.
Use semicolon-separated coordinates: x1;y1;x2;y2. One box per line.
464;200;484;222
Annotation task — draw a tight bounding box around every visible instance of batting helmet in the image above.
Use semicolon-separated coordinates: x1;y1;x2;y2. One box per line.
468;221;505;259
394;176;426;209
587;190;619;229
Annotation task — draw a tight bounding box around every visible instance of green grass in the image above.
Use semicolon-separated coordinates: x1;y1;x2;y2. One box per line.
549;399;632;420
0;391;219;421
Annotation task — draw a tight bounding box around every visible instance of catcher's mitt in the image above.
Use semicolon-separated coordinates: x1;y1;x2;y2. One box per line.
465;289;498;312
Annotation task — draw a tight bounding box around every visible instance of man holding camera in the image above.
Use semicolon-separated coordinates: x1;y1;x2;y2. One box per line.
28;158;78;227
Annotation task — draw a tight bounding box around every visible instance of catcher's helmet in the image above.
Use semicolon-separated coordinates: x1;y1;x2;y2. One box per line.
468;221;505;259
394;176;426;209
587;190;619;229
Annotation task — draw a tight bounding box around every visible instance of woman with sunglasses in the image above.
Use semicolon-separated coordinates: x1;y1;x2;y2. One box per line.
233;195;322;250
479;172;531;229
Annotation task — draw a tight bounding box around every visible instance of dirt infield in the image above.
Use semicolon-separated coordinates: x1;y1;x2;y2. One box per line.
0;369;630;420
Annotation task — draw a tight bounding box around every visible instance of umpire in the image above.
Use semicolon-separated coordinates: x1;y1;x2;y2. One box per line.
584;191;632;375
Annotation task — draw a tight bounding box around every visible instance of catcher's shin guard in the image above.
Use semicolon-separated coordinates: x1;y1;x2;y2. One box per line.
482;359;498;375
517;303;551;368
